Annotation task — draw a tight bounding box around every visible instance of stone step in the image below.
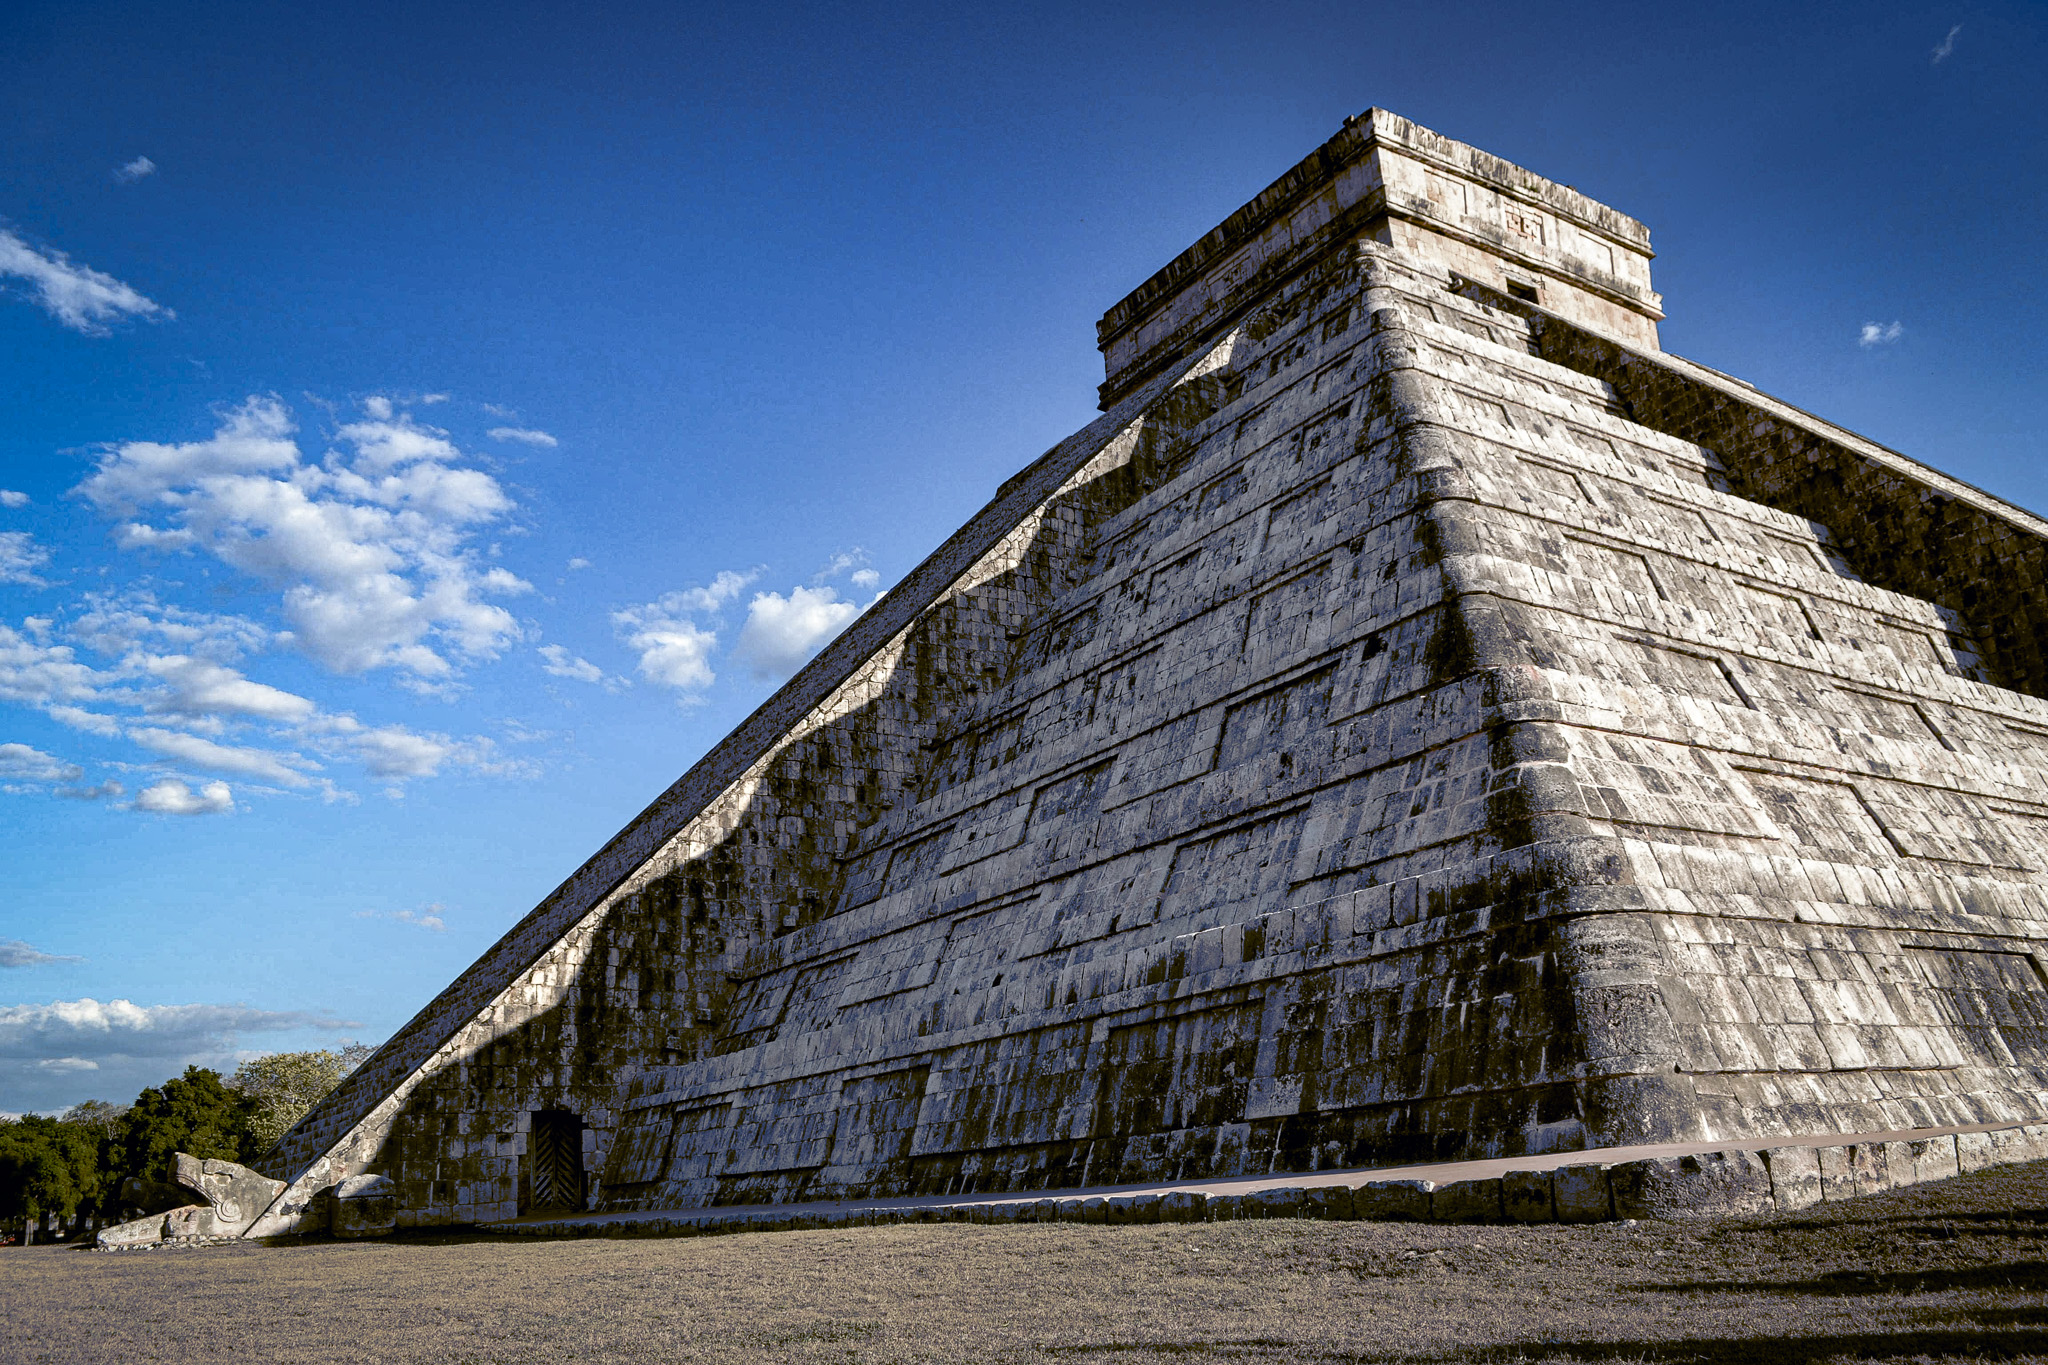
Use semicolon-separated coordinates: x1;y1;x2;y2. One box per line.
480;1116;2048;1241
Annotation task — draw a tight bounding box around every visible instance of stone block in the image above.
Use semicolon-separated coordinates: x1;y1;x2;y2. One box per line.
96;1213;169;1249
1305;1185;1355;1221
333;1174;397;1239
1956;1130;1996;1173
1879;1141;1917;1189
1761;1146;1823;1211
1351;1179;1433;1222
1159;1190;1207;1222
1501;1169;1554;1223
1246;1186;1309;1219
1552;1165;1612;1223
1206;1194;1245;1221
1609;1151;1770;1220
1909;1137;1960;1185
1080;1196;1108;1224
1818;1144;1887;1202
1431;1178;1503;1223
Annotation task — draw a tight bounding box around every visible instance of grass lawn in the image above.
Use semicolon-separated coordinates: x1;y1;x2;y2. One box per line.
5;1160;2048;1363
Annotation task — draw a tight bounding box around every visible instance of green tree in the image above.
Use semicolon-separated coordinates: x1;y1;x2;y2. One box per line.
114;1066;248;1188
0;1115;105;1229
230;1044;372;1154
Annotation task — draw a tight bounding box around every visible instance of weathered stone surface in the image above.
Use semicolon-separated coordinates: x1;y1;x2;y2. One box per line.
260;109;2048;1237
1502;1170;1554;1223
1762;1146;1823;1211
1552;1165;1613;1223
172;1154;286;1237
1610;1152;1772;1220
1246;1187;1309;1219
1431;1179;1504;1223
332;1174;397;1239
1817;1144;1889;1203
96;1213;171;1249
1352;1179;1433;1222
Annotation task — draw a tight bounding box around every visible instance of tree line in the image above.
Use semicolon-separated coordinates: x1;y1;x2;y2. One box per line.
0;1045;371;1235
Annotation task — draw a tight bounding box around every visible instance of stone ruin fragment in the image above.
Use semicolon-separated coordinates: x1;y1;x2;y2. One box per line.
177;110;2048;1239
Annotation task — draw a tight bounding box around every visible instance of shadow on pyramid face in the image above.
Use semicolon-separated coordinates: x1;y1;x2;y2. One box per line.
263;112;2048;1235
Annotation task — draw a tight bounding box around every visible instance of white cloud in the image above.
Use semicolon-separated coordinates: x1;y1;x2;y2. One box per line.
0;622;105;713
0;490;28;509
850;569;880;589
55;779;122;801
538;643;607;685
47;706;120;736
113;156;156;183
733;585;863;681
0;940;83;968
0;996;358;1109
613;570;757;700
129;727;314;786
0;742;83;783
619;614;718;694
140;655;316;724
0;531;51;586
355;904;447;931
113;522;196;551
487;427;558;448
133;777;234;814
75;396;530;681
566;557;591;571
0;228;168;334
1859;321;1905;348
1932;24;1961;62
813;548;869;583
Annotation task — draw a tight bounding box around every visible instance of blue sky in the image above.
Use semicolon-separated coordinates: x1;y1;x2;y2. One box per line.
2;0;2042;1113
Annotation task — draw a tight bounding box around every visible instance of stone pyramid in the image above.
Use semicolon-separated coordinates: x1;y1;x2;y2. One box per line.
250;110;2048;1234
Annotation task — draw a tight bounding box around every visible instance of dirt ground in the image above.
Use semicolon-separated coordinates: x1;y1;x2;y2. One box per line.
6;1162;2048;1364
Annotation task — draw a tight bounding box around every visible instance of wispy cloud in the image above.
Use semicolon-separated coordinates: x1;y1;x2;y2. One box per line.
1932;24;1961;63
0;491;28;509
613;570;757;702
487;426;558;448
0;742;83;784
77;396;530;683
0;532;51;586
55;780;123;802
130;727;315;786
565;557;590;572
537;642;624;691
1;594;528;806
1859;320;1905;348
133;778;234;815
113;156;156;183
355;904;447;931
0;228;169;334
0;940;83;968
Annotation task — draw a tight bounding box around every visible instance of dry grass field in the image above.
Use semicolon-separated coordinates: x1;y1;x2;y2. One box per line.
6;1162;2048;1364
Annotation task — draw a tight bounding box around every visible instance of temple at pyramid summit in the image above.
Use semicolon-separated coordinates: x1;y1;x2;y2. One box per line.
239;109;2048;1232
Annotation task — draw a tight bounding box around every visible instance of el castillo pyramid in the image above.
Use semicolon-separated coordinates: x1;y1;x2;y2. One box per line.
244;110;2048;1232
